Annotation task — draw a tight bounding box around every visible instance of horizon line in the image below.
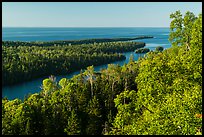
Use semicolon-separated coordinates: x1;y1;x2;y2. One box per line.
2;26;170;28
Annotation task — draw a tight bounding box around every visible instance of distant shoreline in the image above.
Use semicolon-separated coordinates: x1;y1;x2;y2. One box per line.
2;36;153;46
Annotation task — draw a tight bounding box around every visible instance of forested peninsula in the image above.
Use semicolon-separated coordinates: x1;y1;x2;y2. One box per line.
2;11;202;135
2;36;153;47
2;41;146;86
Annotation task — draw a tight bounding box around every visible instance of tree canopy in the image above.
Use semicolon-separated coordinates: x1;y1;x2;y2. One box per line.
2;11;202;135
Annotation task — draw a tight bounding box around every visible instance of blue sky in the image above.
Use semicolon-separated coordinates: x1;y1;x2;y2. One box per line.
2;2;202;27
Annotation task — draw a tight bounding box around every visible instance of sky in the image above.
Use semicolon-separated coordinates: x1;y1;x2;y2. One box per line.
2;2;202;27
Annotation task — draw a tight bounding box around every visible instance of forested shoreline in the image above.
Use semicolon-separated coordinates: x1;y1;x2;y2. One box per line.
2;36;153;47
2;11;202;135
2;41;145;86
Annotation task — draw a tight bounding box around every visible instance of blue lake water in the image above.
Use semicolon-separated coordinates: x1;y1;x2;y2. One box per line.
2;27;171;100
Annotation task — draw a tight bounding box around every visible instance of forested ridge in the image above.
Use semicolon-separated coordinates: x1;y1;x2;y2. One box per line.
2;41;145;86
2;11;202;135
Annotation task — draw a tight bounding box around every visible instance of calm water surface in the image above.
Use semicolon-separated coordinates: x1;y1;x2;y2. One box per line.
2;27;171;100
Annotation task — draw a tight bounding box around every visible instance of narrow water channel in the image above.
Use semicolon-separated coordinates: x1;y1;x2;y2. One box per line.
2;42;171;100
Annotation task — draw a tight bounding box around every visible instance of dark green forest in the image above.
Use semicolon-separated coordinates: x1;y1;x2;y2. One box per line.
2;36;153;47
2;41;145;86
2;11;202;135
135;47;150;53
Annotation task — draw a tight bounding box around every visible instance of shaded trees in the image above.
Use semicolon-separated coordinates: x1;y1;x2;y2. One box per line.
2;41;144;86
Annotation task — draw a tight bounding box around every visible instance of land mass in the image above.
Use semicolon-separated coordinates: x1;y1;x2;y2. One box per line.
2;37;150;86
2;36;153;46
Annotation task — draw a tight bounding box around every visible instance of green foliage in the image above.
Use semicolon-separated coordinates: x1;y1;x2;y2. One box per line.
2;11;202;135
110;11;202;135
2;98;27;135
169;10;197;47
64;110;80;135
59;78;68;89
155;46;164;52
135;48;150;53
2;60;139;135
2;41;144;86
2;36;152;47
169;10;183;46
85;96;103;134
190;13;202;49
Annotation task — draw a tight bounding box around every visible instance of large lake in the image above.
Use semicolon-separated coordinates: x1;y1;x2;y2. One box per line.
2;27;171;100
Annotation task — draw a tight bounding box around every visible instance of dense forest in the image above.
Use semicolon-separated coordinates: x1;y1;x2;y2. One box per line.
2;36;153;47
2;41;145;86
135;47;150;53
2;11;202;135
